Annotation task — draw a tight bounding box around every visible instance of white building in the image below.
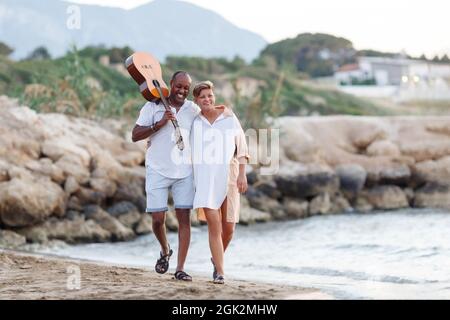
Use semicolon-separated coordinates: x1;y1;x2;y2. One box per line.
335;56;450;101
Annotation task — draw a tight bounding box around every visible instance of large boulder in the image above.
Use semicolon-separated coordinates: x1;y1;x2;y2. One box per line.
414;183;450;209
363;185;409;210
282;198;309;219
275;171;339;199
0;177;66;227
0;230;27;248
16;217;111;244
335;164;367;196
83;205;135;241
239;197;272;225
412;156;450;185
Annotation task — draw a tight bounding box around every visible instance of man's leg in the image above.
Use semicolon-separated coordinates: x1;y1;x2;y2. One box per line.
175;209;191;272
146;168;170;273
151;212;170;255
171;173;194;275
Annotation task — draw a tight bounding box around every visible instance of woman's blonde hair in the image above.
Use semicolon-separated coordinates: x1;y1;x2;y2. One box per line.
193;81;214;98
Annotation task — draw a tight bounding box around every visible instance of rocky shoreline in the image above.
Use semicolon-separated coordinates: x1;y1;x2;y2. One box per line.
1;96;449;250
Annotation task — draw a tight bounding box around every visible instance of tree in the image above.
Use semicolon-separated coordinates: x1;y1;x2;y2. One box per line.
26;46;51;60
440;54;450;63
418;54;427;61
0;42;13;56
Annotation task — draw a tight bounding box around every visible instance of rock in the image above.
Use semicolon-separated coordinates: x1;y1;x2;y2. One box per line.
89;178;117;198
0;177;66;227
414;183;450;209
275;171;339;199
67;196;83;211
350;125;387;150
354;196;373;213
246;171;258;185
335;164;367;196
64;176;80;195
404;188;415;206
83;205;135;241
282;198;309;219
107;201;139;217
41;138;91;167
74;187;106;205
24;158;65;184
114;183;146;212
117;211;142;229
0;230;27;248
54;154;90;184
116;151;145;167
254;180;282;199
309;193;331;215
65;210;83;221
330;194;353;214
245;186;285;220
400;140;450;162
366;164;411;187
366;140;401;157
239;197;272;225
364;186;409;210
0;159;9;182
135;214;153;235
16;217;111;244
412;156;450;185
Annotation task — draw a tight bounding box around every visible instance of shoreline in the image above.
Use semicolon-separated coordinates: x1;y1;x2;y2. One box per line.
0;249;332;300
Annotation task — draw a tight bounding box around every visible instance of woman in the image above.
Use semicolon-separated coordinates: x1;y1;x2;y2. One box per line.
191;81;249;284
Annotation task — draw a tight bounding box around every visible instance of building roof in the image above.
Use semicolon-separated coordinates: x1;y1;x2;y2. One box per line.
337;63;360;72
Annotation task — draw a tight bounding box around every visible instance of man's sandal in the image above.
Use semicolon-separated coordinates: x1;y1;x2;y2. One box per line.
155;246;173;274
174;270;192;281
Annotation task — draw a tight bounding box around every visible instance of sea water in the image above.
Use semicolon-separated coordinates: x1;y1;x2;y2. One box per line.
42;208;450;299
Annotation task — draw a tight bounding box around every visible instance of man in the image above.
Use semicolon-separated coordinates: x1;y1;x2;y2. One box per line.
132;71;200;281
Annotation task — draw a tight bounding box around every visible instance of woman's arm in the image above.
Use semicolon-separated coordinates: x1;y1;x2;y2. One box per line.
237;161;248;193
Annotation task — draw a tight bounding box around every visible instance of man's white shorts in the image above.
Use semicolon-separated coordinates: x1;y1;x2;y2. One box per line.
145;167;194;213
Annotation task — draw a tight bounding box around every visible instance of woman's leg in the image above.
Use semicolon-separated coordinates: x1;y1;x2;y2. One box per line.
220;197;235;252
204;208;225;276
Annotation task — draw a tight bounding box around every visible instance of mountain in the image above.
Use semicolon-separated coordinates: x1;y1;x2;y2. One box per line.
0;0;267;61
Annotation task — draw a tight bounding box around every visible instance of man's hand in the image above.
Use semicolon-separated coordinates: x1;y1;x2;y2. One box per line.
237;172;248;193
158;110;176;127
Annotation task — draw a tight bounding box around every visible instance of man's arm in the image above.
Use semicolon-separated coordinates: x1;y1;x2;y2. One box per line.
131;110;175;142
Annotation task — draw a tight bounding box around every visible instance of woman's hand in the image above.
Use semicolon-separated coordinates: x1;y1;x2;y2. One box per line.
237;172;248;193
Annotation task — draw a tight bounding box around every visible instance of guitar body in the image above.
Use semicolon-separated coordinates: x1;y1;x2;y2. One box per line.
125;52;169;101
125;51;185;151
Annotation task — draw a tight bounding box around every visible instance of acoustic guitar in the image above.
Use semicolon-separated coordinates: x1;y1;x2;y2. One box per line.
125;52;184;150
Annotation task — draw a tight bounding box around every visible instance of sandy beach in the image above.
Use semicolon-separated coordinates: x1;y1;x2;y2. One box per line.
0;249;330;300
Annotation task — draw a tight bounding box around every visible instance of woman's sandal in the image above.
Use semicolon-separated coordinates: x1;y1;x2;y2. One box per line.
213;274;225;284
155;246;173;274
174;270;192;281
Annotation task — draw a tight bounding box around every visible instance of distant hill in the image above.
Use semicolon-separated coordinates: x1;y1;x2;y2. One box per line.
259;33;356;77
0;0;267;61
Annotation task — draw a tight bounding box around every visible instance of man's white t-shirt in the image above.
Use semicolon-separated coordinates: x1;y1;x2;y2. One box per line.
136;100;200;179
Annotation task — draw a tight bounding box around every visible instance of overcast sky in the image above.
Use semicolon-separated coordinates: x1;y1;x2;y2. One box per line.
67;0;450;58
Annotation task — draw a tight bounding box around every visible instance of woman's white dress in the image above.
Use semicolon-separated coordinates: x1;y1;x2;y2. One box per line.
191;107;248;223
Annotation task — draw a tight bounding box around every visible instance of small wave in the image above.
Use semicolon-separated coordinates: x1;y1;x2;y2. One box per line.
264;265;424;284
